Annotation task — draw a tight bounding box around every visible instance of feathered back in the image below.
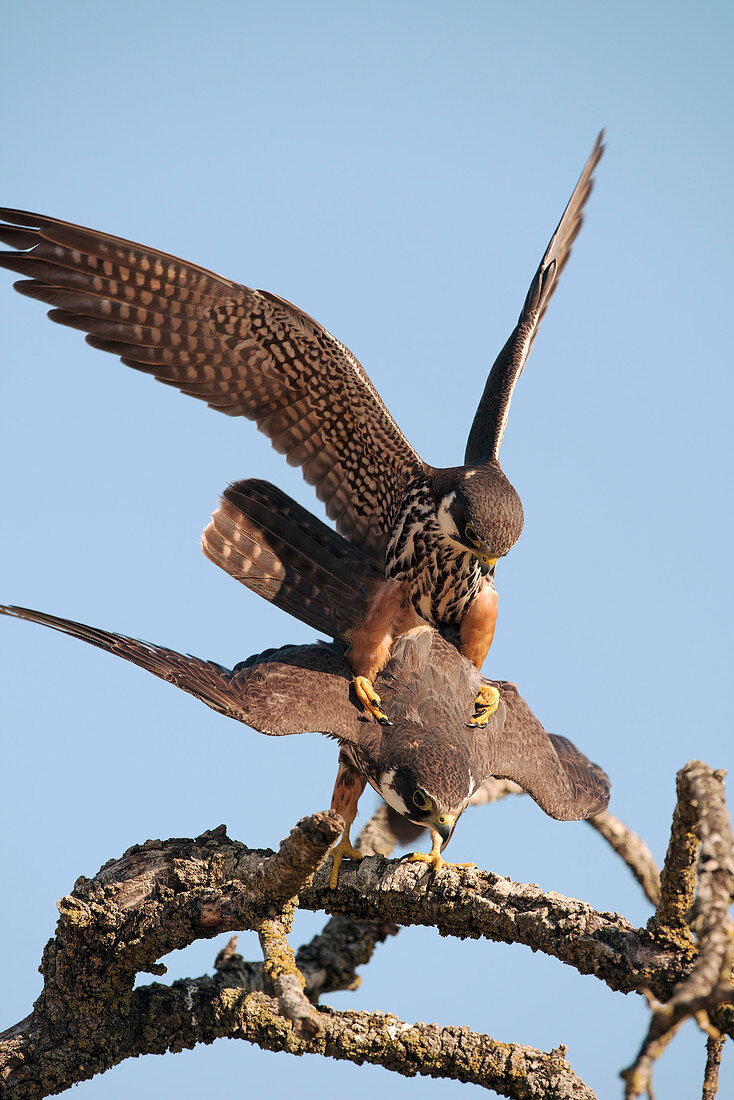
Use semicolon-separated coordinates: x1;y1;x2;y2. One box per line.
379;628;483;729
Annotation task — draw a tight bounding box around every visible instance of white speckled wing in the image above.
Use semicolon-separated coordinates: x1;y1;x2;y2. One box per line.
0;209;424;566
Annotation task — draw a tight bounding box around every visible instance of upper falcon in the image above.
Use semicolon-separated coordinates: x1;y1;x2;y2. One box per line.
0;132;605;720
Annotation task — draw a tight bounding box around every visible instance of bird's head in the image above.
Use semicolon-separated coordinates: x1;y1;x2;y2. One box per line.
374;737;477;851
436;463;524;573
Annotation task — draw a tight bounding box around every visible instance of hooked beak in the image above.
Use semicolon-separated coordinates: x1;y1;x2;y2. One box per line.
476;552;498;576
430;813;457;851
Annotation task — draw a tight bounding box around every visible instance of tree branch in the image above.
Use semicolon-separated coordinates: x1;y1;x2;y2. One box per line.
469;781;663;909
702;1035;726;1099
130;983;599;1098
0;813;343;1098
0;803;603;1099
622;763;734;1098
299;858;683;999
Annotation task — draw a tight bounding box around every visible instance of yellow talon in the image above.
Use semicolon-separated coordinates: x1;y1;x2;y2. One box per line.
353;675;392;724
410;830;476;876
410;852;476;875
329;827;363;889
469;684;500;727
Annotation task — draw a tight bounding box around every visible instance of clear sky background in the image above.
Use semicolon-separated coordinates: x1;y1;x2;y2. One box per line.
1;2;732;1097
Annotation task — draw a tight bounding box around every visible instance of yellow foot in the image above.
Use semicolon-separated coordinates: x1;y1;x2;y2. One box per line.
353;675;392;725
329;830;363;890
410;850;477;876
409;828;475;878
468;684;500;727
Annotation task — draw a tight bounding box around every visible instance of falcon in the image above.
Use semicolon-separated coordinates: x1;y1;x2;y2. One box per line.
0;132;604;723
0;604;610;887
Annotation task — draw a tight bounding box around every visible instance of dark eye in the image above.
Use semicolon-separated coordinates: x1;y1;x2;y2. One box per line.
412;790;432;811
465;524;480;547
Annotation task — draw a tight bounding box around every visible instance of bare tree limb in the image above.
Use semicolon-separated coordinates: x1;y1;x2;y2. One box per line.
469;778;525;806
587;810;662;906
130;983;599;1099
294;805;405;997
469;782;664;910
0;807;603;1099
0;813;343;1098
650;766;703;948
622;763;734;1098
299;858;683;998
253;802;416;1038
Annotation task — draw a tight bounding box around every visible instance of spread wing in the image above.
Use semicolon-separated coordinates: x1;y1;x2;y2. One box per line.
380;634;609;820
0;210;423;565
0;604;364;741
464;131;605;467
482;681;610;820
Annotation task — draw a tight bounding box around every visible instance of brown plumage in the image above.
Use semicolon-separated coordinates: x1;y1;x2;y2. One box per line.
0;603;610;884
0;211;419;566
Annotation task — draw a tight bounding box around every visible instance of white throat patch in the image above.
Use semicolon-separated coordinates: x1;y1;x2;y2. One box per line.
372;768;412;817
436;491;459;540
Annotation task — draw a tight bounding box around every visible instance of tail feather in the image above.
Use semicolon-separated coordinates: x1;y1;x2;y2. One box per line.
202;479;380;641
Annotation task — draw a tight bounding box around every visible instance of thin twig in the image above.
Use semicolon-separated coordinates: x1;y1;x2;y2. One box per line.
702;1035;726;1099
587;810;661;906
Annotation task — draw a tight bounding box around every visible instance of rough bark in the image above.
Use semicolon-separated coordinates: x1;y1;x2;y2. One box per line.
622;763;734;1098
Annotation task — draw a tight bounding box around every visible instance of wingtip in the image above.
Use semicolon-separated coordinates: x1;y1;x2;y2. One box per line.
590;128;606;169
0;207;45;228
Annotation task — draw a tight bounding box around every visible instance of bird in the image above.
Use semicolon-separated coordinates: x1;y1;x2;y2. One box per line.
0;132;604;724
198;471;608;880
0;603;610;887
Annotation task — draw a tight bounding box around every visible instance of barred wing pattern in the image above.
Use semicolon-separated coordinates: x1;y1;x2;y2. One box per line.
0;209;423;565
465;131;605;466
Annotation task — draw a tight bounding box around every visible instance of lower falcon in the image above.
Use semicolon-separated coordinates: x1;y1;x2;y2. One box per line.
0;602;609;888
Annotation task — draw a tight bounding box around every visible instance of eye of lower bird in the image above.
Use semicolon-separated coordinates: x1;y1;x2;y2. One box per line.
412;789;432;811
464;524;480;547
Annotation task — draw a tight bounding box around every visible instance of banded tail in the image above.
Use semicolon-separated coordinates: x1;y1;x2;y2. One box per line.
202;479;381;642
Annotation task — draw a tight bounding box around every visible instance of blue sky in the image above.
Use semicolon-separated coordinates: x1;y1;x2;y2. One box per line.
1;2;732;1096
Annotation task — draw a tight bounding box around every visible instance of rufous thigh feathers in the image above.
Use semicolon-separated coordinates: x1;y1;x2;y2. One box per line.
330;754;367;822
346;578;421;682
459;584;498;670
